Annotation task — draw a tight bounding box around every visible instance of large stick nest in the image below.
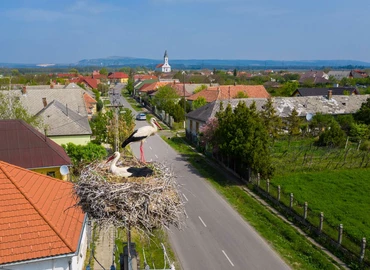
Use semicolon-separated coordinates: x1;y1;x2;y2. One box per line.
74;156;185;233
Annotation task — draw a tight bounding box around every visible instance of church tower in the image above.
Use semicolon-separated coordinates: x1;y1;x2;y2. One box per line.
162;50;171;73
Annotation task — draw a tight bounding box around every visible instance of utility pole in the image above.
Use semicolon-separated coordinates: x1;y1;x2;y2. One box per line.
107;97;124;152
182;71;186;129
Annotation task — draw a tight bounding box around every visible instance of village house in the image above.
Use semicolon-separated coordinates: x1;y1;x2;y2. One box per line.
0;160;87;270
185;94;370;141
108;72;129;83
292;87;360;97
0;119;72;180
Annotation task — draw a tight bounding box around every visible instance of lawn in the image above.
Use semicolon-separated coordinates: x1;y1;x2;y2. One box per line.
115;228;178;269
163;136;340;270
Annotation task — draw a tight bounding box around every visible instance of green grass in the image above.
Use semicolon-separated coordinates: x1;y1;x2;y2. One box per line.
163;136;340;270
121;91;143;112
271;169;370;262
115;228;178;269
271;138;370;175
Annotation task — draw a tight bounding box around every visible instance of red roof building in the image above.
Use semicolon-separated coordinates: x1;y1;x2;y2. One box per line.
134;74;158;81
0;160;86;266
80;76;99;89
187;85;270;102
108;72;129;79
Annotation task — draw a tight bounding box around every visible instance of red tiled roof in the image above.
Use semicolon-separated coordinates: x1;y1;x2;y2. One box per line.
0;120;71;169
171;84;193;97
83;92;97;114
156;63;164;68
108;72;129;79
134;74;158;80
81;77;99;89
139;82;171;93
0;161;85;264
188;85;270;102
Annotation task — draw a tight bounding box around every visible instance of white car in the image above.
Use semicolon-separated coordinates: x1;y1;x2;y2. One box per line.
136;113;146;121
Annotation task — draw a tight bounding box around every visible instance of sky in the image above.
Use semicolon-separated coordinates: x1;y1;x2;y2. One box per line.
1;0;370;64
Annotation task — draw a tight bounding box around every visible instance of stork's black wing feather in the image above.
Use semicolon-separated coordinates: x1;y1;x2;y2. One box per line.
127;167;154;177
121;130;138;148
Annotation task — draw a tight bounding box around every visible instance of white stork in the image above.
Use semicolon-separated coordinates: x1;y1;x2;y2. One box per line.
106;152;154;178
121;117;162;163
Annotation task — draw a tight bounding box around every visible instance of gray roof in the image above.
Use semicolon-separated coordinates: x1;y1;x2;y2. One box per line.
5;83;89;116
36;100;92;136
328;71;351;80
186;95;370;123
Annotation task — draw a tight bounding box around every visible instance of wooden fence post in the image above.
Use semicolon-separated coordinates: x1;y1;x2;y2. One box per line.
257;173;260;187
266;179;270;193
277;186;281;202
290;193;294;208
319;212;324;233
338;224;343;245
360;237;366;263
304;202;308;220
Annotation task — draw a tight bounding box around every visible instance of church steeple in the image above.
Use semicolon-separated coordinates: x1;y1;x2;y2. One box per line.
164;50;168;58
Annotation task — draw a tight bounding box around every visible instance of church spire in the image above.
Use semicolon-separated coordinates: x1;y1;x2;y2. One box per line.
164;50;168;58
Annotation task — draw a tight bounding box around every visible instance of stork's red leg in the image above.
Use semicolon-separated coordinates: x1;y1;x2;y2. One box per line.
140;141;146;163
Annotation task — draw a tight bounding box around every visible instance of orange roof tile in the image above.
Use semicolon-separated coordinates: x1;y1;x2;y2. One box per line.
188;85;270;102
83;92;97;114
108;72;129;79
0;161;85;265
139;82;171;93
134;74;158;80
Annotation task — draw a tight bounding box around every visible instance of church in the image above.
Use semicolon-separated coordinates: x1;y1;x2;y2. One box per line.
156;50;171;73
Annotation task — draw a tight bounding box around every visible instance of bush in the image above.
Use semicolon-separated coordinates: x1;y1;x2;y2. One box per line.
317;121;346;147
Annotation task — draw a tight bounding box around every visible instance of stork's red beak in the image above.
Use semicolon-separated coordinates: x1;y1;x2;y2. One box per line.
106;155;115;163
155;121;162;130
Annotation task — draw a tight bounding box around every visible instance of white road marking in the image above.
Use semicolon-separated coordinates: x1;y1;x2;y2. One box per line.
198;216;207;227
150;159;153;162
155;154;158;158
184;209;188;218
222;250;235;267
182;193;189;202
149;146;152;150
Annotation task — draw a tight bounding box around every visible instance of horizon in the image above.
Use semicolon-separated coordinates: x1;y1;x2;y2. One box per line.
1;0;370;64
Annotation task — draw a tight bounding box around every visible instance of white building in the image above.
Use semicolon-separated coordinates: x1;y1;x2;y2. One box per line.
156;50;171;73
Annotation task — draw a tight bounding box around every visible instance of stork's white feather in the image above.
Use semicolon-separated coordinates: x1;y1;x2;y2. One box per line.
107;152;132;178
134;118;160;138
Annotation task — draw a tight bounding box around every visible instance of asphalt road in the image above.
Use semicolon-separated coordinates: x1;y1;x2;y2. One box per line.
114;87;291;270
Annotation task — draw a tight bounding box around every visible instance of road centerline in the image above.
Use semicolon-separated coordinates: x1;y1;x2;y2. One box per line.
222;250;235;267
198;216;207;227
182;193;189;202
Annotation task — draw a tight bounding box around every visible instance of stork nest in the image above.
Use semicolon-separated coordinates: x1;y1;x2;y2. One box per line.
73;156;185;233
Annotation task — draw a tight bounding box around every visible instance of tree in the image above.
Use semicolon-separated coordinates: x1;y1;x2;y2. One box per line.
215;101;273;178
193;84;207;94
336;114;355;134
309;113;335;136
199;117;218;149
106;108;135;150
354;98;370;125
261;98;282;143
152;85;179;112
192;96;207;110
233;68;237;77
62;142;107;174
97;99;103;112
90;112;108;144
69;68;78;74
235;91;248;98
0;91;42;128
349;123;369;142
100;67;108;75
126;75;134;95
11;69;20;76
317;121;346;147
281;81;299;96
286;108;301;140
97;83;109;95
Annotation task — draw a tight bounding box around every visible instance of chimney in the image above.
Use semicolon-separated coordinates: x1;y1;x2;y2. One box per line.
22;86;27;95
42;98;47;107
328;90;332;100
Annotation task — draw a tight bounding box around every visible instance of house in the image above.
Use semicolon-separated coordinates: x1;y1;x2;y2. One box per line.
138;81;171;95
299;71;329;84
187;85;270;103
292;87;359;97
185;94;370;139
0;160;87;270
155;50;171;73
134;74;158;81
172;83;218;95
327;71;351;81
79;76;99;89
92;70;107;80
133;79;158;98
83;92;98;118
108;72;129;83
0;120;72;180
35;100;92;146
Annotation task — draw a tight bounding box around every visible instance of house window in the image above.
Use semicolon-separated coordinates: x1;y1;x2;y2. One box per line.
190;120;193;132
47;171;56;177
196;122;199;133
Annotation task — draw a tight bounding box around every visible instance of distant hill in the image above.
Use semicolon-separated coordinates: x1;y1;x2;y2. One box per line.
1;57;370;70
74;57;370;70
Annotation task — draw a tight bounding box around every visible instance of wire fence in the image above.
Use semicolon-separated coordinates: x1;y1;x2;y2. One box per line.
211;152;370;269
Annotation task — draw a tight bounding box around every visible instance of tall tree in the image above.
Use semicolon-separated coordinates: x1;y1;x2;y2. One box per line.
192;96;207;110
99;67;108;75
287;108;301;139
261;97;282;143
354;98;370;125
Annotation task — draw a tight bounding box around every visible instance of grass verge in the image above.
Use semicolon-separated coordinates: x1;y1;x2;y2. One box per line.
115;228;178;269
122;91;143;112
163;136;342;270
